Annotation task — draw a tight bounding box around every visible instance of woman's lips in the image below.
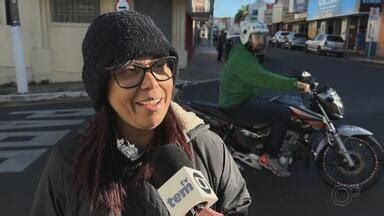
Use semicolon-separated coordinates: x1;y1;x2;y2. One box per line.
136;98;163;112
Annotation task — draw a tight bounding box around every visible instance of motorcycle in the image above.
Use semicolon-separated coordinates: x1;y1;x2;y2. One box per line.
176;72;383;191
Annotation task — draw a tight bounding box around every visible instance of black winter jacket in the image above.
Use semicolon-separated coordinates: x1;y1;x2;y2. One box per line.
31;102;251;215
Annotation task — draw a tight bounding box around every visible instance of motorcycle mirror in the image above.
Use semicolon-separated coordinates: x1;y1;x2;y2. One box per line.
302;71;312;78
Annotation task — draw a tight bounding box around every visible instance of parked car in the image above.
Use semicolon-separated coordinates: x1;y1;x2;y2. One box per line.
305;34;345;57
270;31;290;47
282;32;307;50
224;34;266;63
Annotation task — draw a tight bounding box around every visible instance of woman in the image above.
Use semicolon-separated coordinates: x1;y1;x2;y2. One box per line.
31;11;251;216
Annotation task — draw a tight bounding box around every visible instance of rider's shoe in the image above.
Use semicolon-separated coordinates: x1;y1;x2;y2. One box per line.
258;154;291;177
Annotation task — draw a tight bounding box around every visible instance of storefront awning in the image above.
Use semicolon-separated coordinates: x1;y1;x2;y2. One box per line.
189;12;211;21
187;0;214;21
307;12;370;21
283;18;307;24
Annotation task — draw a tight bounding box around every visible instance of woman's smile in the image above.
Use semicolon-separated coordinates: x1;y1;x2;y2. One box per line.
136;97;164;112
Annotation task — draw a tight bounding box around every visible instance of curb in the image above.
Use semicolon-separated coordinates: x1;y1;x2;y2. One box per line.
175;78;219;89
349;57;384;65
0;91;88;102
0;79;220;103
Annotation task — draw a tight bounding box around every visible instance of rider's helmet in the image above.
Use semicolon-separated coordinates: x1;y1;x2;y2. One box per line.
239;19;269;54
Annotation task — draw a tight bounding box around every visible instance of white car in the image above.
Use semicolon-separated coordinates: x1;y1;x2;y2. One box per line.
270;31;291;47
305;34;345;57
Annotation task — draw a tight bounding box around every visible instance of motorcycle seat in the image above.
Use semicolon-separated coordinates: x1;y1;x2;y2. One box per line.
190;100;270;129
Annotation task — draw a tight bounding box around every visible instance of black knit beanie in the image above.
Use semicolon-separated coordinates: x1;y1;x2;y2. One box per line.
82;10;179;111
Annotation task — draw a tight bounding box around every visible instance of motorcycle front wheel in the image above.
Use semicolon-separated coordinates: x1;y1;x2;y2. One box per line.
318;136;382;191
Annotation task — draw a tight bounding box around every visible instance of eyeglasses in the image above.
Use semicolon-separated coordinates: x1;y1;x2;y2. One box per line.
112;56;176;89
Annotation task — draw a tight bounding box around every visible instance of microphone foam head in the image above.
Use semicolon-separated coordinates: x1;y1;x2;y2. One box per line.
151;144;194;188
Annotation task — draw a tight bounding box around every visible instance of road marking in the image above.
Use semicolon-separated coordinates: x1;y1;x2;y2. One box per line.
0;107;92;173
0;120;84;130
0;149;47;173
0;130;70;148
10;108;94;119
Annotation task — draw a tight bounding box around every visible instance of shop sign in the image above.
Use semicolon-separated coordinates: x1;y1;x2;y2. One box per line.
289;0;308;13
307;0;361;20
361;0;381;4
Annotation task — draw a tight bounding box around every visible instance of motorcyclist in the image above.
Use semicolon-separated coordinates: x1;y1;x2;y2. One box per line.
219;19;311;177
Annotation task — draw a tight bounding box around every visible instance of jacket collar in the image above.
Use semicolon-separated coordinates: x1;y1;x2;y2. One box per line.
170;101;207;141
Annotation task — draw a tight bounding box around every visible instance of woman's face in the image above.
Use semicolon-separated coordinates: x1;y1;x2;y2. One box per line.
107;57;174;132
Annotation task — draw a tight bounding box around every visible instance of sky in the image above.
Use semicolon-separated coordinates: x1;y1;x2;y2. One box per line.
213;0;276;18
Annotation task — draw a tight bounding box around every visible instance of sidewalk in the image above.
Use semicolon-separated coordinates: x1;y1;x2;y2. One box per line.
346;50;384;65
179;39;223;82
0;82;87;104
0;39;223;104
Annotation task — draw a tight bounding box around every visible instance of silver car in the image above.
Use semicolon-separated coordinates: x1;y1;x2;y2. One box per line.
305;34;345;57
282;32;307;50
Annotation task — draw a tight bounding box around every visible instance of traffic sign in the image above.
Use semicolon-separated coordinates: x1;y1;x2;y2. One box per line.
369;7;380;20
116;0;130;11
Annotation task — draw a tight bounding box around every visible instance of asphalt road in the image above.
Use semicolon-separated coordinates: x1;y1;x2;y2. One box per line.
0;47;383;215
0;99;93;216
180;47;384;215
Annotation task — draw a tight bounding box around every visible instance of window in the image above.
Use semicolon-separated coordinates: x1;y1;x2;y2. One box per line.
294;33;306;38
50;0;100;23
327;35;344;42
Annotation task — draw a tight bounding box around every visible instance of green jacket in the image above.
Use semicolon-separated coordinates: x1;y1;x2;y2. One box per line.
219;44;297;108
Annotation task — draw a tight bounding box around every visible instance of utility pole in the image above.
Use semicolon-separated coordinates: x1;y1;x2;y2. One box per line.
368;22;373;59
5;0;29;93
209;16;213;48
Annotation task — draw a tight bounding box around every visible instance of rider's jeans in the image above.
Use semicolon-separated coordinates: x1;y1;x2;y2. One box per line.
223;97;292;158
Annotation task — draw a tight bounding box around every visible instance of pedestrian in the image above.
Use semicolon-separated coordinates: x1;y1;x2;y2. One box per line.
31;11;250;216
217;30;226;62
357;30;365;53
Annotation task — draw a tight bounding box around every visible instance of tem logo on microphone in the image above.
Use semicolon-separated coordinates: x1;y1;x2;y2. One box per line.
193;172;212;194
167;178;194;208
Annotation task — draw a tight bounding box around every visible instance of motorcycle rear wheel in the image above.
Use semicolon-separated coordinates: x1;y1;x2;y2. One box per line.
318;136;382;191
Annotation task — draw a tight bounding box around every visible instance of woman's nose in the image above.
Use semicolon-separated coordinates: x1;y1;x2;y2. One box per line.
140;71;159;90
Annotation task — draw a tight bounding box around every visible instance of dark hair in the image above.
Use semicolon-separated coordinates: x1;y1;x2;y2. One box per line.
74;104;192;215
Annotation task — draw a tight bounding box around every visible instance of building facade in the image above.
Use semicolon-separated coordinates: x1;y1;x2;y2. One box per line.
306;0;382;53
0;0;212;85
271;0;294;33
286;0;308;33
379;3;384;56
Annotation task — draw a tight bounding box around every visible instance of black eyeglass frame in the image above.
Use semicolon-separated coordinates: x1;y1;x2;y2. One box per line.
112;56;177;89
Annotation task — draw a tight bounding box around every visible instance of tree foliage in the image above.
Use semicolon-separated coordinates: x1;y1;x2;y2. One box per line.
234;4;249;25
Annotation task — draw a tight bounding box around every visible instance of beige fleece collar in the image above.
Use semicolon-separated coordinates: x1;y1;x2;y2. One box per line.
170;101;205;133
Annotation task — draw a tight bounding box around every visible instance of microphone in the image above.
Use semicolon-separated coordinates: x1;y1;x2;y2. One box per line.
152;144;218;216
